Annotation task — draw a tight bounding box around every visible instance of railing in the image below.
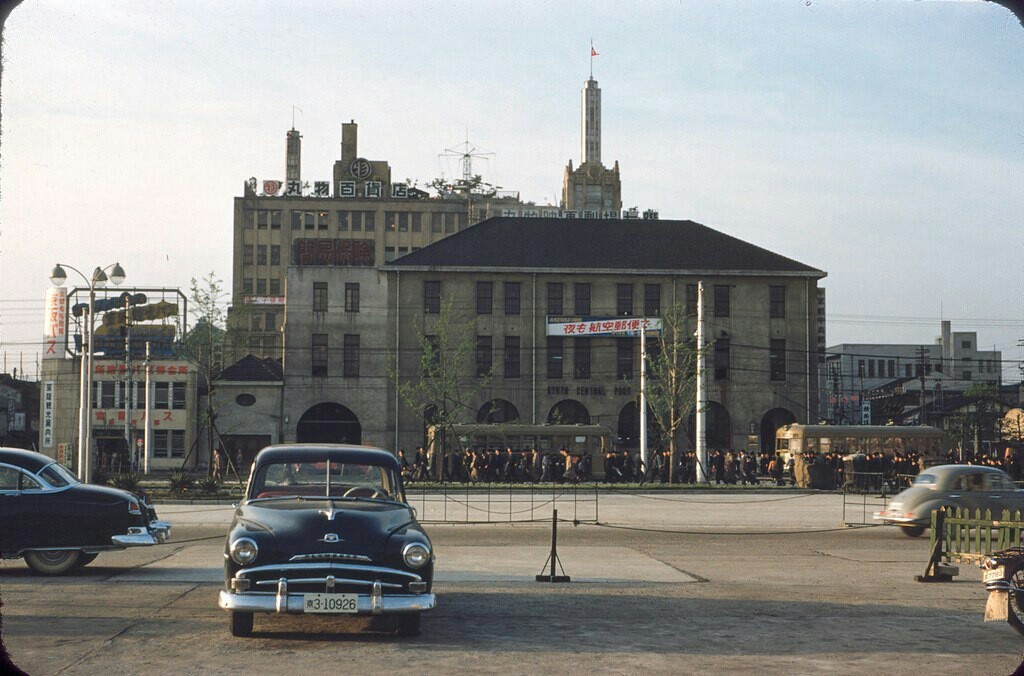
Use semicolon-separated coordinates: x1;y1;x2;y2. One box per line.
405;483;600;524
918;507;1024;581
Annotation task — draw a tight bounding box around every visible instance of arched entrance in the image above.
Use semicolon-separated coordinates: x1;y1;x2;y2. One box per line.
547;400;590;425
477;399;520;423
617;401;658;449
296;402;362;444
686;401;732;449
760;407;796;454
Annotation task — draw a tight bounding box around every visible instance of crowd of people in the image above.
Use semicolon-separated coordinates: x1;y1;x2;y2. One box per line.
398;444;1024;489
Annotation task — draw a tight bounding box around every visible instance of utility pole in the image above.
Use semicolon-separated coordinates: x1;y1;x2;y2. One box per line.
695;282;708;483
123;295;133;471
916;346;930;425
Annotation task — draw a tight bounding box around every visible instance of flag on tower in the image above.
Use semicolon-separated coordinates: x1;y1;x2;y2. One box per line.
591;47;599;57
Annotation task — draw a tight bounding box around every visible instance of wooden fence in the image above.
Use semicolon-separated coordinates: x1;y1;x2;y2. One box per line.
918;507;1024;581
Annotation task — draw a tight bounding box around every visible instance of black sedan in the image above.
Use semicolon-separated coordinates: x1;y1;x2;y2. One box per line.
218;445;436;637
0;447;171;574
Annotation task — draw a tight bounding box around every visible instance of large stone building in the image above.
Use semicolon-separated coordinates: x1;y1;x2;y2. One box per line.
255;216;826;455
231;122;532;359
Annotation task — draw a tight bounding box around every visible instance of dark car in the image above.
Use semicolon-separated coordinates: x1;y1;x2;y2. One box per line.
218;444;436;637
0;447;171;574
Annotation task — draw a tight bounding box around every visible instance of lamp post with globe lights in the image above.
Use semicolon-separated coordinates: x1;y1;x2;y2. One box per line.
50;262;126;482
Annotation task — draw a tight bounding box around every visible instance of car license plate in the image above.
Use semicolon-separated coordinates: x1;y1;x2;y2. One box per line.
303;593;359;614
984;566;1006;583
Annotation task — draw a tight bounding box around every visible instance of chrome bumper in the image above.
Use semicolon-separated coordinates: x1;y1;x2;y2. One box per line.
219;587;436;616
872;512;924;526
111;519;172;547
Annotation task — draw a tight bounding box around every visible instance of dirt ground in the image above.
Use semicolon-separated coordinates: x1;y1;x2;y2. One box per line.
2;493;1023;674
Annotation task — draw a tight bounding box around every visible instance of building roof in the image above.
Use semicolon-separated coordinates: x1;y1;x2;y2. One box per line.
389;217;824;275
218;354;283;382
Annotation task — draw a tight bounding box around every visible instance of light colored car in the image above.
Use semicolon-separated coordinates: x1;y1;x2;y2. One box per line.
875;464;1024;537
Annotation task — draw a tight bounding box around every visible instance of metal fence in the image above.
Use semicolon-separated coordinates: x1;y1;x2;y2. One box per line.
406;483;600;524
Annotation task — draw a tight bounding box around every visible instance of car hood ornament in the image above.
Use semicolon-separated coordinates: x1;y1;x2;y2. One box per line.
319;532;342;543
318;506;340;521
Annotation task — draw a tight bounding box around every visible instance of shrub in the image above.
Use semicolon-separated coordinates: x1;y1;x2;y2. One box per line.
111;473;141;494
196;476;221;495
169;470;194;497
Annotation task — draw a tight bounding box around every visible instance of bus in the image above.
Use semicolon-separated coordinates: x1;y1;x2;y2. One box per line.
774;424;944;461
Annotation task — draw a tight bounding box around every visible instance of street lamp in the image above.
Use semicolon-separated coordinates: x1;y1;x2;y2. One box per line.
51;262;126;482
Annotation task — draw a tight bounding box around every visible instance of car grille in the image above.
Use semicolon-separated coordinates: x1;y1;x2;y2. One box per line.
289;553;373;564
236;560;422;595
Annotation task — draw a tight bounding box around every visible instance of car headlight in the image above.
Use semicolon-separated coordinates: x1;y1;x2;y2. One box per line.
402;542;431;569
230;537;259;565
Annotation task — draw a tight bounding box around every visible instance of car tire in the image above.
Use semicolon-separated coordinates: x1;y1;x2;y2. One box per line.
24;550;82;576
1004;560;1024;637
76;553;100;569
395;613;421;637
230;611;254;637
900;525;925;538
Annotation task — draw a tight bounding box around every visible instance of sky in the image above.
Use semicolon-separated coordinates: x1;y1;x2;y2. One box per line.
1;0;1022;381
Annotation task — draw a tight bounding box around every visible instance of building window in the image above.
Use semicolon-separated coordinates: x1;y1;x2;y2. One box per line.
343;334;359;378
398;212;409;231
244;210;254;230
304;212;315;230
962;340;972;349
256;210;269;229
617;284;633;316
868;360;875;378
504;282;521;315
155;429;186;459
644;284;661;316
444;213;455;233
94;381;116;409
312;334;328;377
270;210;281;229
574;338;592;379
269;278;281;295
384;246;396;263
769;285;786;319
476;281;493;315
476;336;492;377
345;283;360;313
547;283;564;315
714;285;730;318
270;245;281;266
363;211;375;231
574;283;591;315
313;282;328;313
962;370;973;380
265;311;277;331
291;211;301;230
243;246;254;266
154;382;186;410
504;336;521;379
769;339;786;381
242;278;253;294
617;338;633;380
337;210;350;231
686;284;698;317
888;360;895;378
385;211;397;231
424;281;441;314
905;363;912;378
714;338;730;381
257;245;267;265
547;337;563;379
431;213;442;233
256;278;267;295
411;212;422;232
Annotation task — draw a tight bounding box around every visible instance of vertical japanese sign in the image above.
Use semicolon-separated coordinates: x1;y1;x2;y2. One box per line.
42;381;55;448
43;287;68;359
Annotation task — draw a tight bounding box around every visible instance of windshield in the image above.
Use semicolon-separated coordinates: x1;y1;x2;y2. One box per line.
39;462;79;488
250;460;400;501
912;473;936;487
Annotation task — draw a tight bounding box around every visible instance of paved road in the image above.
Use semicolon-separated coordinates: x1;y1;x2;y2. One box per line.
2;492;1021;674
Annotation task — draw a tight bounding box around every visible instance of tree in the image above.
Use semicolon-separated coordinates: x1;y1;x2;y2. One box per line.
643;302;705;483
388;296;493;476
176;273;248;474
